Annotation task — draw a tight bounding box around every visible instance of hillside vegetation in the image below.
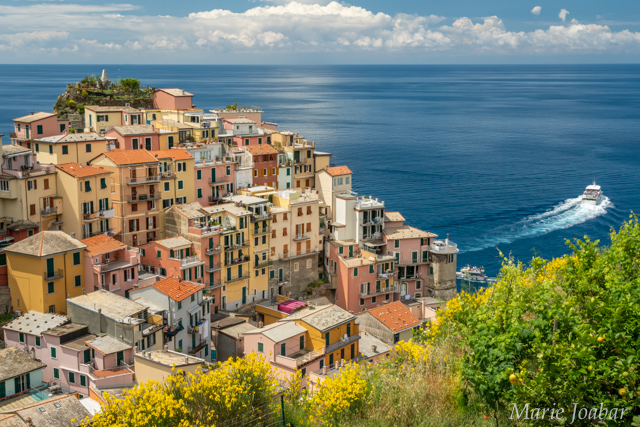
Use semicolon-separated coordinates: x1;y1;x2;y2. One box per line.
85;217;640;426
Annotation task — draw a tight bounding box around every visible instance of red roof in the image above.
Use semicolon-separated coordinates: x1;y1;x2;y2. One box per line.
101;149;158;165
366;301;421;332
56;163;112;179
149;149;194;161
144;277;203;302
81;234;126;257
324;166;352;177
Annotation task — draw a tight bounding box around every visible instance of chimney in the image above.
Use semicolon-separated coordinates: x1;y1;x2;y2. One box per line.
445;234;449;245
371;345;377;353
185;356;189;363
26;417;33;427
257;321;264;328
164;344;169;351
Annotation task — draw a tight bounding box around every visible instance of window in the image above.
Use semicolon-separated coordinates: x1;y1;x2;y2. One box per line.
28;180;36;190
394;240;400;248
369;265;374;274
80;375;86;386
353;267;358;277
86;144;92;153
299;335;304;350
168;135;174;148
253;169;258;178
191;294;195;302
47;282;55;294
258;342;264;352
325;332;330;346
73;252;81;265
19;333;25;343
178;180;184;190
197;170;202;180
244;139;249;145
100;177;107;189
84;181;91;192
47;144;53;154
280;342;286;356
35;336;40;346
48;305;55;313
51;347;57;359
37;124;43;134
372;296;377;303
430;266;434;275
164;182;170;192
53;368;59;379
360;298;364;306
345;176;350;184
60;123;66;132
0;181;9;192
69;372;75;383
394;333;400;344
75;275;82;287
178;301;182;310
197;188;202;198
61;145;69;155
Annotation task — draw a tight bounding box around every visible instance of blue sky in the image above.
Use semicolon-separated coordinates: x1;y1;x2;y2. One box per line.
0;0;639;63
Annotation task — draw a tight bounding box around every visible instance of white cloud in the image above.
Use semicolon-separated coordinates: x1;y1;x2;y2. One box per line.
531;6;542;16
559;9;570;22
0;2;638;61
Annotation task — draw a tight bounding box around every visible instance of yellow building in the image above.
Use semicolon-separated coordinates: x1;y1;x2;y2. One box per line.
0;145;60;230
89;149;160;247
84;105;143;133
4;231;87;315
149;149;195;239
134;349;205;385
55;163;114;240
270;131;316;190
223;195;272;308
147;109;219;143
32;133;115;166
217;204;252;310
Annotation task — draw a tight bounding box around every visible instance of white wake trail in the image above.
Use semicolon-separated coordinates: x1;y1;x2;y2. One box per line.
463;196;613;253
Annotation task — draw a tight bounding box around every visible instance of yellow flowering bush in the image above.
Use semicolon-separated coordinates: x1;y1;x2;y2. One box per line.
308;362;371;426
85;353;278;427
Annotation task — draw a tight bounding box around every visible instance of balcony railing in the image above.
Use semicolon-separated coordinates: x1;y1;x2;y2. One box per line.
398;272;422;280
188;340;208;355
97;257;137;273
224;241;248;250
40;207;58;216
377;271;396;279
253;260;273;269
293;234;310;241
178;255;204;268
325;334;361;354
164;321;184;336
126;175;161;185
206;280;222;290
225;272;250;284
43;269;64;280
250;213;272;223
360;284;398;298
279;247;319;260
205;263;222;273
252;226;270;236
205;246;222;255
224;256;250;267
429;241;458;254
208;175;232;185
396;258;425;266
160;172;176;179
126;194;160;203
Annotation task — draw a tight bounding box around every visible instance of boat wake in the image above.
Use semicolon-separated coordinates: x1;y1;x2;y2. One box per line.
462;196;613;253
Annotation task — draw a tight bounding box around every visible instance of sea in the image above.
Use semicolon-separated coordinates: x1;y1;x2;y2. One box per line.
1;64;639;280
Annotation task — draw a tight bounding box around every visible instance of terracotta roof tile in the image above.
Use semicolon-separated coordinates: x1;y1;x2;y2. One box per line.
101;149;158;165
81;234;126;257
146;277;203;302
244;144;279;155
366;301;422;332
56;163;112;179
324;166;352;176
149;149;194;161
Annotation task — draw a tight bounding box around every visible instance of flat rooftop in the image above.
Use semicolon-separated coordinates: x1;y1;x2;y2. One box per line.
136;349;204;367
68;290;146;322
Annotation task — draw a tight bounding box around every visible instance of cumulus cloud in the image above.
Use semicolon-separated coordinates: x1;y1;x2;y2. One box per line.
0;2;638;61
559;9;570;22
531;6;542;16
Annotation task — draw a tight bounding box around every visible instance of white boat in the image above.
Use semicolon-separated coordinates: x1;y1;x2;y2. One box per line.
456;265;496;283
581;183;602;205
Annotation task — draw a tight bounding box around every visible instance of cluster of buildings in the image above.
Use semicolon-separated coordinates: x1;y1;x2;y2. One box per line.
0;75;458;419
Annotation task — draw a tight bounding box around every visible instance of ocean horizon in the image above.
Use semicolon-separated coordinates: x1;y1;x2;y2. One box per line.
2;64;638;278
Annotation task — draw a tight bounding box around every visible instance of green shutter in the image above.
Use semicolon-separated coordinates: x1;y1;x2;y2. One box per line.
35;336;40;346
73;252;80;265
258;342;263;352
0;381;5;398
80;375;86;386
51;347;56;358
84;349;91;364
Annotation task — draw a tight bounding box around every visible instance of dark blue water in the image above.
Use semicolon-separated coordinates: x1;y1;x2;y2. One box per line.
1;65;638;275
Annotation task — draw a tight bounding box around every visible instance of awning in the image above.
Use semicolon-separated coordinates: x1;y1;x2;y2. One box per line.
188;305;202;315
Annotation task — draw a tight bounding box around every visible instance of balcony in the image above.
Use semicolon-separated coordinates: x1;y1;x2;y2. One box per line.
40;207;58;216
280;247;319;261
224;241;248;250
429;240;458;255
205;246;222;255
208;175;232;185
43;269;64;280
275;349;323;370
126;175;161;185
250;213;272;223
252;226;270;236
126;193;161;203
325;334;361;354
164;321;184;337
397;258;425;266
96;257;138;273
253;260;272;269
160;171;176;179
205;263;222;273
360;284;398;298
188;339;208;355
175;255;204;269
293;233;310;241
225;272;250;284
224;255;250;267
89;365;135;388
84;229;115;239
377;271;396;279
206;280;222;291
354;196;384;211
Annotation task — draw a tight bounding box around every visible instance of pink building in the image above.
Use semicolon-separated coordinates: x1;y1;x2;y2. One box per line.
152;89;194;110
2;312;135;399
12;112;69;140
105;125;161;151
243;321;324;381
139;236;206;284
244;145;278;187
81;234;141;297
194;161;236;204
